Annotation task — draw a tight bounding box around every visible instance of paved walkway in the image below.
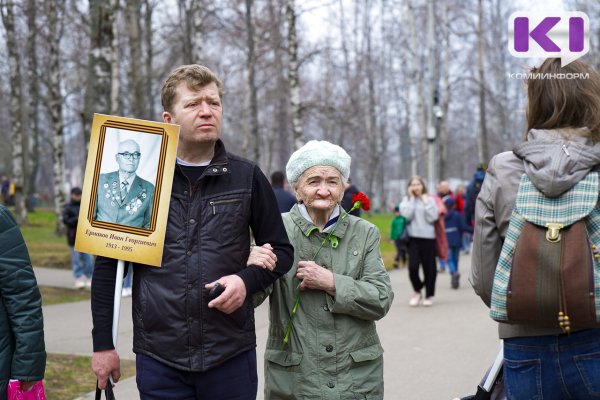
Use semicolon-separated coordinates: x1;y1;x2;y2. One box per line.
37;253;500;400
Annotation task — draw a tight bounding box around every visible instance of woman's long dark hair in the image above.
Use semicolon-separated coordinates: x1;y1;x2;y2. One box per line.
526;58;600;141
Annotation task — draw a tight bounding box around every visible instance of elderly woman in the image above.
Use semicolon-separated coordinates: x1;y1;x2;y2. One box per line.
251;140;394;399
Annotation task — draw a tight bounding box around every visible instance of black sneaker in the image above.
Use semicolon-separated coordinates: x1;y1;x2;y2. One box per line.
451;273;460;289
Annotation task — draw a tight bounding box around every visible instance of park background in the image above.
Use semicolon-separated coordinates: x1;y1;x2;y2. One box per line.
2;0;599;229
1;0;600;398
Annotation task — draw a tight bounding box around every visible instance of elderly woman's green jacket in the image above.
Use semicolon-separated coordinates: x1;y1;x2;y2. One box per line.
0;206;45;399
261;204;394;400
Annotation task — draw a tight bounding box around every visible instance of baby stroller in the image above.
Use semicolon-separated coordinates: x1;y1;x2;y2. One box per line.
460;343;505;400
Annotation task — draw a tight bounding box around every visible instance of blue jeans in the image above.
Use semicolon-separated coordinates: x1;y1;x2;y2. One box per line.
438;258;447;271
462;231;472;252
447;246;460;275
503;329;600;399
123;263;133;289
136;350;258;400
70;247;93;278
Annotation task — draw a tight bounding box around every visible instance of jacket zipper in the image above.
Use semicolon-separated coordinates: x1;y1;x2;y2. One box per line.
209;198;242;215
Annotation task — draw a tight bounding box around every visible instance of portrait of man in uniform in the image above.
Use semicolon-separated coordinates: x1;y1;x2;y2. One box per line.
93;138;156;229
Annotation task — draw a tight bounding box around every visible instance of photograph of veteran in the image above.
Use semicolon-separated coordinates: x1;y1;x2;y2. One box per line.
251;140;394;399
93;139;155;229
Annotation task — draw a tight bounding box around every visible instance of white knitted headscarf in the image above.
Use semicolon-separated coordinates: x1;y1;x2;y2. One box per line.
285;140;351;184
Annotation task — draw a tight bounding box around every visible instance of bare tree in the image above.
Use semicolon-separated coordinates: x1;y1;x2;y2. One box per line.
477;0;489;164
143;0;154;118
43;0;67;234
437;1;451;181
363;1;380;205
178;0;208;64
110;0;120;115
126;0;145;118
286;0;303;149
1;0;28;224
25;0;40;211
267;0;289;170
83;0;115;145
407;0;426;175
244;0;260;161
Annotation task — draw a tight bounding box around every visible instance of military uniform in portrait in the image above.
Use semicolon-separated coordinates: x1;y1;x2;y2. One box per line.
94;171;155;229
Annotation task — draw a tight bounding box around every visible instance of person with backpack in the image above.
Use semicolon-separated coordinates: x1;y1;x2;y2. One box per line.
470;58;600;399
62;187;94;288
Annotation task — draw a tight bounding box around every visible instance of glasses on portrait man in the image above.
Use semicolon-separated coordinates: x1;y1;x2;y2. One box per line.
118;152;141;160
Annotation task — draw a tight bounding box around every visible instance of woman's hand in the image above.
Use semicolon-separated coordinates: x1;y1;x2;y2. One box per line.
247;243;277;271
296;260;336;296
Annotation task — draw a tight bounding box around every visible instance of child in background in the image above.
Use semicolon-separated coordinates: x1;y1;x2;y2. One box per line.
390;205;408;269
443;197;472;288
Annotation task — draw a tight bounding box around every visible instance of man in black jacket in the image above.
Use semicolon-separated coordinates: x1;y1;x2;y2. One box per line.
341;177;362;217
62;187;93;288
91;65;294;399
270;170;296;212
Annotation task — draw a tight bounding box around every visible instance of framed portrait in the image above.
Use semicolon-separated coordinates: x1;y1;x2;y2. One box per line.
75;114;179;267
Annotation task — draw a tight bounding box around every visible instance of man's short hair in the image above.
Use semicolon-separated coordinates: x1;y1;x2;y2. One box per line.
270;171;285;188
161;65;224;113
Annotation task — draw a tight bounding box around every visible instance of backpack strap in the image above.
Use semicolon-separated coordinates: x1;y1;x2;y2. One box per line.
490;207;525;322
586;203;600;323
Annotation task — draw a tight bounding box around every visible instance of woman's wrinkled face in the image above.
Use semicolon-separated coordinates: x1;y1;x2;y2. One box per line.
294;166;344;212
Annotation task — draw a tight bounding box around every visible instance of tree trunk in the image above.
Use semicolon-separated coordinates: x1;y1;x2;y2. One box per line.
143;0;154;119
25;0;40;212
45;0;67;235
1;0;28;225
179;0;205;64
364;1;379;206
477;0;489;164
268;0;289;170
244;0;260;162
110;0;120;115
126;0;144;118
286;0;303;149
192;0;204;64
83;0;115;145
438;1;450;181
407;0;427;175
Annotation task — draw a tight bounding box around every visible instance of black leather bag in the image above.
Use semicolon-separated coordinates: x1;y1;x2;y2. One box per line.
95;381;116;400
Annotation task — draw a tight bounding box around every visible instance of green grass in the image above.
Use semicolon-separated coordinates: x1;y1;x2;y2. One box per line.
44;353;136;400
362;212;396;269
18;210;71;269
